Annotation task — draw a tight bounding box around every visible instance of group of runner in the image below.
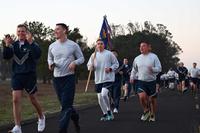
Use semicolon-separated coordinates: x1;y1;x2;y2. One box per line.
159;62;200;94
6;23;199;133
87;39;162;124
3;23;83;133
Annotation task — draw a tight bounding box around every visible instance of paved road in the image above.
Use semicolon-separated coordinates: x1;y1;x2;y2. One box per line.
1;89;200;133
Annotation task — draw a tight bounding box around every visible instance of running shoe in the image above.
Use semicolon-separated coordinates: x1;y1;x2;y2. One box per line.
140;111;150;121
38;115;45;132
113;108;118;114
8;125;22;133
100;114;108;121
149;115;156;122
107;113;114;121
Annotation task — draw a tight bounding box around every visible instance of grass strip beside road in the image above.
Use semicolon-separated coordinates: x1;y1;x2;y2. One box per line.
0;82;97;126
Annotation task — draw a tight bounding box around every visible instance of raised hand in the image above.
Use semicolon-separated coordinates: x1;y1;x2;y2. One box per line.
4;34;13;47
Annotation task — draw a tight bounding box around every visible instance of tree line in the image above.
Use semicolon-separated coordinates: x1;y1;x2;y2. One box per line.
0;21;182;83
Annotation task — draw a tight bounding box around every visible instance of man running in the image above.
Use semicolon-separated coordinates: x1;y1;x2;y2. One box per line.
48;23;84;133
130;41;162;122
87;38;119;121
122;58;132;101
3;24;45;133
167;68;178;90
176;62;188;93
111;50;123;113
189;62;200;93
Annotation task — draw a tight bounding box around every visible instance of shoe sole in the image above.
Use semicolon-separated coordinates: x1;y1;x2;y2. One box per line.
141;117;150;121
8;130;22;133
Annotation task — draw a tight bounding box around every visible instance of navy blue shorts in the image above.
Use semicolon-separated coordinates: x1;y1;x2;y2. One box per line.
11;73;37;94
122;78;130;85
133;79;139;93
136;80;157;97
95;82;113;93
191;78;198;84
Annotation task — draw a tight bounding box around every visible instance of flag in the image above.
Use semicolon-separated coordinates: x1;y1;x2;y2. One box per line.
99;16;112;49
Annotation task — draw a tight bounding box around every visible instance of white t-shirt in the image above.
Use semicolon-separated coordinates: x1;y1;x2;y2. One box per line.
189;67;200;78
87;49;119;84
48;39;84;77
130;52;162;82
167;70;178;79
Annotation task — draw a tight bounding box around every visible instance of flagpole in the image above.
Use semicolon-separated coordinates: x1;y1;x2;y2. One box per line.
85;49;97;92
85;69;92;92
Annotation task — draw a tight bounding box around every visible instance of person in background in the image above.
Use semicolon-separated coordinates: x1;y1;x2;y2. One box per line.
122;58;132;101
111;50;123;114
176;62;188;93
188;62;200;94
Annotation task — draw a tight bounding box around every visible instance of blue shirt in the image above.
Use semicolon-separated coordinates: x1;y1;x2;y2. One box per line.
3;40;41;75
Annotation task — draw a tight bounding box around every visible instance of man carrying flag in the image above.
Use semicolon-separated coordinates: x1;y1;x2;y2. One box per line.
87;38;118;121
87;16;119;121
85;16;112;92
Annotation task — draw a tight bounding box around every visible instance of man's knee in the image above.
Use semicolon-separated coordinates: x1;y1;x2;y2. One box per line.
13;97;21;104
12;91;22;104
138;92;147;100
101;88;109;97
149;97;157;104
29;94;37;101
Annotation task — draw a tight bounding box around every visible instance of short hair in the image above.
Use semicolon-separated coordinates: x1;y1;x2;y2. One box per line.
140;40;150;45
17;24;28;31
96;37;103;42
179;62;184;66
56;23;68;31
111;49;119;55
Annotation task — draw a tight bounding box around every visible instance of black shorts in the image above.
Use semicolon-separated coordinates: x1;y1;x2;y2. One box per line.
156;78;161;84
191;78;198;84
136;80;157;97
168;78;175;82
95;82;113;93
11;73;37;94
133;79;139;93
122;79;130;85
179;76;186;82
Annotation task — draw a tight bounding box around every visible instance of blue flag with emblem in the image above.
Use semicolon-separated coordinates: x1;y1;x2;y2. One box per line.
99;16;112;49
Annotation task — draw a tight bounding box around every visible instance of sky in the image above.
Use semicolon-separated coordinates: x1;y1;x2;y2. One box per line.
0;0;200;68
